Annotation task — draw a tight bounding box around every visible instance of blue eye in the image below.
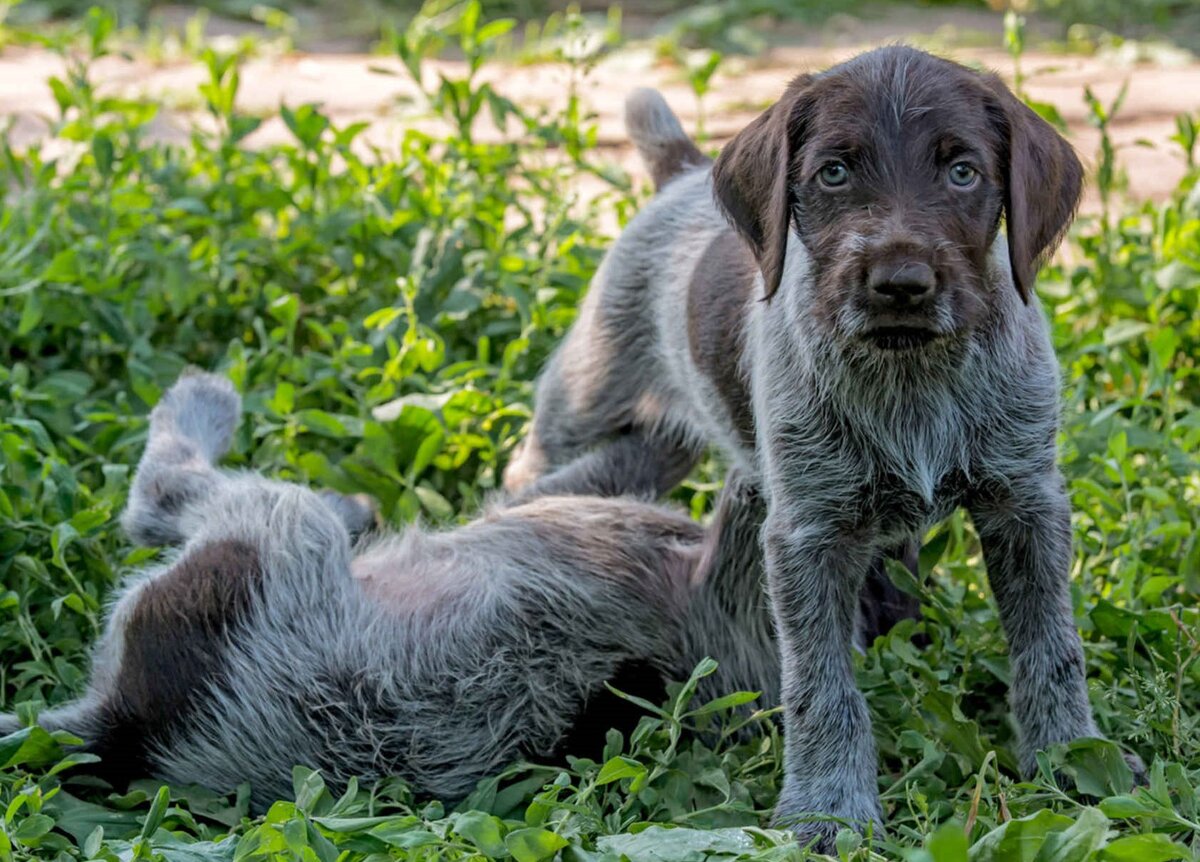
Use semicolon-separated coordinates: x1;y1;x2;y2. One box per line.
818;161;849;187
948;162;978;188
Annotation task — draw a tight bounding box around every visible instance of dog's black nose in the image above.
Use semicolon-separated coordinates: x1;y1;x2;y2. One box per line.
867;262;936;305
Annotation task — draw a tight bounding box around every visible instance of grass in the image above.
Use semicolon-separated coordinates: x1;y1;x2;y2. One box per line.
0;2;1198;860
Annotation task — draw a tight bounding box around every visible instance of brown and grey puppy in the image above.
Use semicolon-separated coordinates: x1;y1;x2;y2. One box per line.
0;373;776;809
505;46;1144;848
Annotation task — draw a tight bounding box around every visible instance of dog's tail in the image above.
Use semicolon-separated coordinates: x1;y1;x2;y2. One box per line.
625;88;709;191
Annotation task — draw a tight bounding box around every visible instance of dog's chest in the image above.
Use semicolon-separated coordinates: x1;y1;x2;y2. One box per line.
804;392;974;533
858;464;967;535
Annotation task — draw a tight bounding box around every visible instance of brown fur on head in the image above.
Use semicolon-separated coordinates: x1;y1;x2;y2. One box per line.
711;46;1083;349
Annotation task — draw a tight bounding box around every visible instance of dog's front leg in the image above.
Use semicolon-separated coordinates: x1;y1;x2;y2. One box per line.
763;512;883;849
969;473;1143;780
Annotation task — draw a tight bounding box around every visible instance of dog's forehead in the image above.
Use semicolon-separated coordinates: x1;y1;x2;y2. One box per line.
802;48;995;146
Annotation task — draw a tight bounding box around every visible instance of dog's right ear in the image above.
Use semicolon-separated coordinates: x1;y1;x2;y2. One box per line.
711;76;811;300
983;75;1084;303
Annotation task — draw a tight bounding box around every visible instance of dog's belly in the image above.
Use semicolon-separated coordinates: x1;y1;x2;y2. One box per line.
349;533;490;615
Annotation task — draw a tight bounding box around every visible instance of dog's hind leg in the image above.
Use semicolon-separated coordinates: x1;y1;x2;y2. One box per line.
121;373;354;600
121;371;243;547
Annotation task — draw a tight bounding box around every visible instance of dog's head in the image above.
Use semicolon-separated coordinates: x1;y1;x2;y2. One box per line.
712;46;1082;351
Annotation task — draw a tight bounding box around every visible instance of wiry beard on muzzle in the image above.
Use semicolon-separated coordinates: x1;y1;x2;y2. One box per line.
806;292;979;397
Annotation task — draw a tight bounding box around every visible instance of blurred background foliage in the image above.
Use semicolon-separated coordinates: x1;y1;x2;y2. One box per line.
3;0;1199;53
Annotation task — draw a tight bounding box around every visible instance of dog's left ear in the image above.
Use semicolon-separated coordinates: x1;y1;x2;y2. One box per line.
711;75;812;300
987;77;1084;302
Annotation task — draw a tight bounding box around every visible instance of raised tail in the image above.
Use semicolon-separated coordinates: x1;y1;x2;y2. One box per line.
624;88;709;191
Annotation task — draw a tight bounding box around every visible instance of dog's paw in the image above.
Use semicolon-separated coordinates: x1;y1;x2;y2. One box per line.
319;491;380;540
1123;751;1148;787
785;820;842;855
153;371;241;462
773;787;883;855
779;816;885;856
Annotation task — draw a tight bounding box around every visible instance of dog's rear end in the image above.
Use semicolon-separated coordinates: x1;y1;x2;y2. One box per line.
502;89;721;503
0;374;287;788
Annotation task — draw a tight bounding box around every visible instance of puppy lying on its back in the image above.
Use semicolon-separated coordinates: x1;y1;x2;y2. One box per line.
0;373;777;809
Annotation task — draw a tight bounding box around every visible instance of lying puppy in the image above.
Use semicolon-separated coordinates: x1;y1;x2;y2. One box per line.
505;46;1143;847
0;372;776;809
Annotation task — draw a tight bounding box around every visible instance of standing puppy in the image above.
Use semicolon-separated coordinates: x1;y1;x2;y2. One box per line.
506;46;1142;848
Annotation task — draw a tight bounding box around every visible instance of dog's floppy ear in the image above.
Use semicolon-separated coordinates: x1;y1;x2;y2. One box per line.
987;78;1084;303
711;76;811;300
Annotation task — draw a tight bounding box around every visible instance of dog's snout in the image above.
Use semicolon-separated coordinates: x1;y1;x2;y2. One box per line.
867;261;936;305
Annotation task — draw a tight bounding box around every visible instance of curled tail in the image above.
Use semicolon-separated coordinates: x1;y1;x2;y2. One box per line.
625;88;709;191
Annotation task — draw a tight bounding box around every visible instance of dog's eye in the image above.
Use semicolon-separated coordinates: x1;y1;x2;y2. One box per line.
818;162;849;188
948;162;978;188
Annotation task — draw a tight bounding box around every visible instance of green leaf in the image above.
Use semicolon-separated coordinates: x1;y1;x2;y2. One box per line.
413;484;453;519
597;826;755;861
140;786;171;839
369;824;440;849
268;293;300;331
454;811;509;857
686;689;761;717
1102;320;1150;348
17;289;42;336
504;827;568;862
12;815;55;844
1099;795;1161;819
47;76;74;112
44;792;142;844
969;809;1074;862
596;756;645;786
92;134;114;176
82;826;103;858
1098;833;1191;862
1030;807;1108;862
292;766;327;814
926;822;969;862
295;410;358;438
1058;739;1135;798
0;725;64;769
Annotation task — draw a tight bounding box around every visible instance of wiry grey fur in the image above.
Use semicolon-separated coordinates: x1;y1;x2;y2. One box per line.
0;372;778;810
504;50;1144;850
